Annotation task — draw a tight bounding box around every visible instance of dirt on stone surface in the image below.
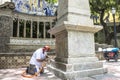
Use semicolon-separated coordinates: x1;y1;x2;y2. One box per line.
0;60;120;80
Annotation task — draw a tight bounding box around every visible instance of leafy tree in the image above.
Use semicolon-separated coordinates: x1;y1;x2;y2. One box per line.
46;0;58;4
89;0;120;44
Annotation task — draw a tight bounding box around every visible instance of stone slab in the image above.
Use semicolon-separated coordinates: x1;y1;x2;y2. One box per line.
50;59;103;72
48;65;107;80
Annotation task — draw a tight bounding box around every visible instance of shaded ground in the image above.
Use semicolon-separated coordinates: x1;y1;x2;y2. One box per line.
0;60;120;80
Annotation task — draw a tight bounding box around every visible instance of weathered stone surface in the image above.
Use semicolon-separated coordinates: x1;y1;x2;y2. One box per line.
0;2;56;52
0;53;55;69
54;57;98;64
0;16;12;52
48;65;107;80
49;59;103;72
48;0;106;80
7;37;55;52
0;53;32;69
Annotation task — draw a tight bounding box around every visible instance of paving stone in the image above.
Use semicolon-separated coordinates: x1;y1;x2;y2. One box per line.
0;60;120;80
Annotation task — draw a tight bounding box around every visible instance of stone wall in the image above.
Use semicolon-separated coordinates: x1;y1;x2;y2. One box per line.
7;37;55;52
0;16;13;52
0;53;32;69
0;52;55;69
95;43;113;51
0;2;56;53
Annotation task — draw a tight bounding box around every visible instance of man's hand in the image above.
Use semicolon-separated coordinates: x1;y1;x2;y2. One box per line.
36;56;49;62
46;55;49;58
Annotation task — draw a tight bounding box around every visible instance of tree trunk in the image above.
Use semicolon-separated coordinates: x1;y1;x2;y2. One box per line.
100;9;111;44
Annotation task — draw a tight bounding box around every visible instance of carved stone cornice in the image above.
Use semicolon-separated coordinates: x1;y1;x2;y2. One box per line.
0;2;15;10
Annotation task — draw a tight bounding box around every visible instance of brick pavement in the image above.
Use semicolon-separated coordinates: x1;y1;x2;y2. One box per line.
0;60;120;80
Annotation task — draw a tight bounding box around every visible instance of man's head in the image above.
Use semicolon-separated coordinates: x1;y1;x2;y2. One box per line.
43;45;50;52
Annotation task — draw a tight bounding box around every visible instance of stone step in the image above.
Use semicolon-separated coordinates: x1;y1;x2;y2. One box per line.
48;65;107;80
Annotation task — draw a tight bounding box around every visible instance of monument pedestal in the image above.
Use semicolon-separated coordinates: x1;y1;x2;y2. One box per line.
48;23;107;80
48;0;107;80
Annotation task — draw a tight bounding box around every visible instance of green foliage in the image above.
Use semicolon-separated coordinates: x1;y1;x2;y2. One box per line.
89;0;120;44
46;0;58;4
89;0;117;14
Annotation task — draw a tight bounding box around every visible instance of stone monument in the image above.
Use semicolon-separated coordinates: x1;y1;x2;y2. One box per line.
48;0;107;80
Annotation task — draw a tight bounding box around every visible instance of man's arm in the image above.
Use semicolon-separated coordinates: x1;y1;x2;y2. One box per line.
36;55;49;62
36;58;46;62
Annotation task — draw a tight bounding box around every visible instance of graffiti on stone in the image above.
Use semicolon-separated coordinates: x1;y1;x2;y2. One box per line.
0;16;11;30
0;16;10;22
0;16;11;37
0;23;4;28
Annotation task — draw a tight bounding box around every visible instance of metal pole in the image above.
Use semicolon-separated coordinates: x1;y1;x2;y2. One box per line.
113;14;118;47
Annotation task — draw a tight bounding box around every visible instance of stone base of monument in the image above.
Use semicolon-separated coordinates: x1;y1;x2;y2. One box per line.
48;57;107;80
48;24;107;80
48;0;107;80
